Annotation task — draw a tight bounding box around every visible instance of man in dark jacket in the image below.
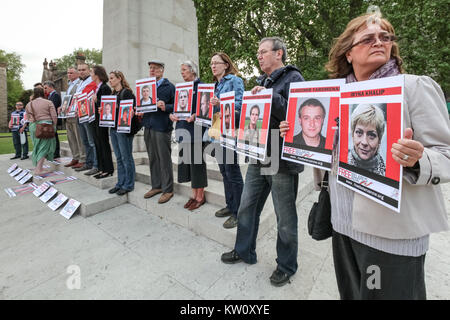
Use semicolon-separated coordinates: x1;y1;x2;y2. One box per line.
44;81;61;159
221;37;305;287
141;61;176;204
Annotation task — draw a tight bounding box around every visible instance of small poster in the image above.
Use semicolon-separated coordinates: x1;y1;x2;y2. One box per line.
236;89;273;161
117;99;134;134
220;91;236;150
35;171;64;180
19;173;33;185
87;91;96;123
5;183;37;198
50;176;77;186
60;199;81;220
67;93;79;118
48;193;69;211
7;163;18;174
136;78;157;113
99;96;117;127
11;114;20;130
15;170;29;181
282;79;346;171
338;75;404;213
174;82;193;120
195;84;215;127
33;182;53;197
39;187;58;203
59;95;72;119
10;167;23;177
77;93;89;123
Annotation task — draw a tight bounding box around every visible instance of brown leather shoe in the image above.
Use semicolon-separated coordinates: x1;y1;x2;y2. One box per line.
188;196;206;211
65;159;78;168
72;162;85;169
184;198;196;209
144;189;162;199
158;192;174;204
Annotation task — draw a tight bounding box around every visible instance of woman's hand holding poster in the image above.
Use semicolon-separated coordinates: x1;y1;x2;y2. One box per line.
282;79;345;171
338;75;404;212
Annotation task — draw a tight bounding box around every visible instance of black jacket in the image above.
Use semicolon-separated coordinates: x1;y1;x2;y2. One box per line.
48;90;62;125
257;65;305;174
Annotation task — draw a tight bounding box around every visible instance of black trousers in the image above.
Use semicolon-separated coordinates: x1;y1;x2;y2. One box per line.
93;122;114;174
178;142;208;189
12;131;29;157
332;231;426;300
53;131;60;158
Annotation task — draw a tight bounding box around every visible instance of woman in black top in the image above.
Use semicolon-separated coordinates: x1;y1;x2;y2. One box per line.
107;70;136;196
90;65;114;179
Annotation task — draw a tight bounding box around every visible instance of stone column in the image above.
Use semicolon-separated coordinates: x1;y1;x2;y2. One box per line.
0;63;7;133
102;0;199;89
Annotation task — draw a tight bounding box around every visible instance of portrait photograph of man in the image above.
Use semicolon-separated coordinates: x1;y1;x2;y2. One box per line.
293;98;328;149
140;85;153;106
102;103;114;121
244;104;262;146
199;92;211;119
177;89;189;112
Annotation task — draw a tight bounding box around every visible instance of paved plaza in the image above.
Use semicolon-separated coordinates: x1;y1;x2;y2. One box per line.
0;152;449;300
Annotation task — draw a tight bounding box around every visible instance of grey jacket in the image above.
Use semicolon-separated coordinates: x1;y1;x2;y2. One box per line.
315;75;450;239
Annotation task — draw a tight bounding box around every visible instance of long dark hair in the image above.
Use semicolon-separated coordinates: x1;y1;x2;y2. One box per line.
110;70;132;94
93;65;109;83
32;87;45;100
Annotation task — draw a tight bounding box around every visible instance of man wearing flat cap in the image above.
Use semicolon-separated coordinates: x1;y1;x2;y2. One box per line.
140;60;176;204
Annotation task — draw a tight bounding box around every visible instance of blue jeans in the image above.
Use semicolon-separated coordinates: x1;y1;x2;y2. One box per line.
78;122;97;168
234;164;299;276
110;129;135;191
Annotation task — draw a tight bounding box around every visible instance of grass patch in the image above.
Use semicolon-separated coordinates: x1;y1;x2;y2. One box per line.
0;132;68;155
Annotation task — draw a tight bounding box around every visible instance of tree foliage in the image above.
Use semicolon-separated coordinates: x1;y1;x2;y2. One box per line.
53;48;102;71
0;49;25;108
193;0;449;94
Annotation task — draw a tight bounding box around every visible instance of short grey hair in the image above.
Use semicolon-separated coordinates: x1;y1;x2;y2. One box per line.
43;81;56;89
181;60;198;77
260;37;287;63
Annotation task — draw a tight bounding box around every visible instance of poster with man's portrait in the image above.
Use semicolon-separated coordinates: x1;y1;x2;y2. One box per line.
220;91;236;150
77;93;89;123
87;91;96;123
282;79;345;171
338;75;404;213
117;99;134;134
174;82;193;120
11;114;20;130
67;93;79;118
236;89;273;161
99;96;117;128
136;77;157;113
59;95;72;119
195;84;215;127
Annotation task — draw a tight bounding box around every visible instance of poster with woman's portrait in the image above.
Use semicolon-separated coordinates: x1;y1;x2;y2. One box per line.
195;84;215;127
117;99;134;134
220;91;236;150
77;93;89;123
87;91;96;123
174;82;193;120
99;96;117;127
59;95;72;119
338;75;404;213
282;79;345;171
236;89;273;161
136;77;157;113
67;93;79;118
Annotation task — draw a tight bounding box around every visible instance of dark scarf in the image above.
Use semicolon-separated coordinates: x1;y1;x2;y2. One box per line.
331;58;401;172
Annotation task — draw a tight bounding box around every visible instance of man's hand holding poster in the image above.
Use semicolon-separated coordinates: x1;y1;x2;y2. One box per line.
220;91;236;150
195;84;215;127
99;96;117;127
236;89;273;161
338;75;404;213
117;99;134;134
174;82;193;120
136;78;157;113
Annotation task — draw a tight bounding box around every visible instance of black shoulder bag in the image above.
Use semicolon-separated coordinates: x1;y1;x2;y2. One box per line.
308;171;332;241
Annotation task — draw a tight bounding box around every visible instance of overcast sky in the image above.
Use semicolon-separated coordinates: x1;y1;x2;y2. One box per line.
0;0;103;89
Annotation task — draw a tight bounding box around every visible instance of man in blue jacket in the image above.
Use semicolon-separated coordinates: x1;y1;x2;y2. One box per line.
142;61;176;204
221;37;305;287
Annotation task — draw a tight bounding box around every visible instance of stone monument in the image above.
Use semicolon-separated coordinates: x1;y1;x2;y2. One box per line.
0;63;7;133
102;0;199;88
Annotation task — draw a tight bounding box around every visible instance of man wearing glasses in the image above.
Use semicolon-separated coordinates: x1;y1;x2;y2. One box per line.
221;37;306;288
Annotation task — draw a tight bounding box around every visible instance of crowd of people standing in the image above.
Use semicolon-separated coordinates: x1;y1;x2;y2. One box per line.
10;11;450;300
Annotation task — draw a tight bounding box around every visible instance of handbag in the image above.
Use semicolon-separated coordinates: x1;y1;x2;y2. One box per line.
208;112;221;140
30;101;55;139
308;171;332;241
